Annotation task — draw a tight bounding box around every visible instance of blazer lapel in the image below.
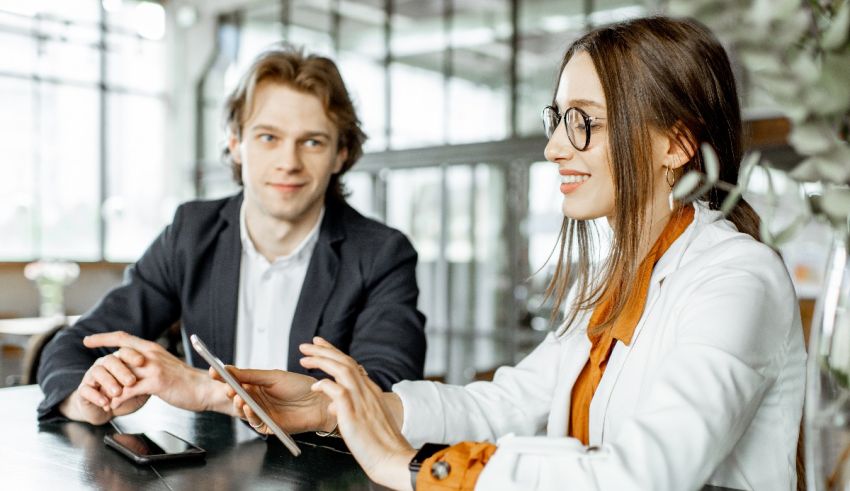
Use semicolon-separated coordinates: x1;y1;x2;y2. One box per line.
547;315;592;437
208;194;243;365
287;198;345;370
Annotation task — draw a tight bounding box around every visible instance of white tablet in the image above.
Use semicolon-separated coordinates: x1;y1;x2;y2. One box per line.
190;334;301;457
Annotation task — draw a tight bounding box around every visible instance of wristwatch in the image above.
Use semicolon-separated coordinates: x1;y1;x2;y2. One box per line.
408;443;449;490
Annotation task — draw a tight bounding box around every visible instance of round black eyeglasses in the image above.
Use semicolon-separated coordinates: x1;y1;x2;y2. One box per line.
542;105;605;151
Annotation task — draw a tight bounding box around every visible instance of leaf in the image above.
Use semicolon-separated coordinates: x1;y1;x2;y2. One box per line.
701;143;720;183
720;187;743;215
788;121;840;155
790;157;825;181
812;151;850;184
672;171;702;200
789;52;821;84
821;187;850;221
810;52;850;118
773;216;808;245
822;0;850;50
739;150;762;188
739;49;785;75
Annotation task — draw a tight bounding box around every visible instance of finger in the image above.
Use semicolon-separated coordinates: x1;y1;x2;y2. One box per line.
86;365;125;398
242;404;270;434
301;356;366;393
99;354;138;386
231;395;247;419
83;331;156;352
221;365;282;387
114;347;146;367
311;379;355;417
207;368;238;398
299;338;353;365
77;384;111;410
109;380;153;408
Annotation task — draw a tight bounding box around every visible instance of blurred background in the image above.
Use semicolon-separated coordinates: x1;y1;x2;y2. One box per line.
0;0;827;385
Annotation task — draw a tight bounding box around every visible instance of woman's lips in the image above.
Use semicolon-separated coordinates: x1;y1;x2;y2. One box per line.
559;172;590;194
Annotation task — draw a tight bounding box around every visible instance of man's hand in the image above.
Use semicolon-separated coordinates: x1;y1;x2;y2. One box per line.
68;331;233;419
59;345;150;424
211;366;333;435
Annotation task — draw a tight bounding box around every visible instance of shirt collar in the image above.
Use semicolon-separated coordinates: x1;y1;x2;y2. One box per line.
239;203;325;266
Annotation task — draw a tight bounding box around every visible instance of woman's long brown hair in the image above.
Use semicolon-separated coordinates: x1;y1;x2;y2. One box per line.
546;16;762;335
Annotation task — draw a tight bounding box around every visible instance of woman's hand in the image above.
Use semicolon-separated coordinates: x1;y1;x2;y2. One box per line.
301;337;415;491
210;365;333;435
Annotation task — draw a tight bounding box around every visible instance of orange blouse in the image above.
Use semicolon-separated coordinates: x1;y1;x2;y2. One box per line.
416;206;695;490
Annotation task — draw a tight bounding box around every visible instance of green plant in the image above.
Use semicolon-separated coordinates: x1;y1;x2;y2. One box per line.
667;0;850;242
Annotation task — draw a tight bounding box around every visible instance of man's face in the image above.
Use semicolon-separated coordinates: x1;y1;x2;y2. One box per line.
229;81;346;227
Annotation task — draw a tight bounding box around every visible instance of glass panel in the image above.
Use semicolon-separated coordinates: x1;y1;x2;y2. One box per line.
239;2;283;69
106;0;166;40
38;84;100;260
104;93;173;262
0;0;100;22
389;0;445;149
0;9;37;75
0;77;35;259
447;1;510;144
517;0;585;136
40;0;100;23
105;32;166;92
200;22;241;199
338;12;387;151
289;0;333;57
342;170;376;219
39;31;100;84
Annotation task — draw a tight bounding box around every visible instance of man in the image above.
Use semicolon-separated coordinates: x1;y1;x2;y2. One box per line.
37;46;426;424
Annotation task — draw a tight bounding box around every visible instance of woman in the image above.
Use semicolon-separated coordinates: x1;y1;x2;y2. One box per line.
211;16;805;491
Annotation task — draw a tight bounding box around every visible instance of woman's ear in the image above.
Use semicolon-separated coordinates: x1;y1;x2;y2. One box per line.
665;122;696;171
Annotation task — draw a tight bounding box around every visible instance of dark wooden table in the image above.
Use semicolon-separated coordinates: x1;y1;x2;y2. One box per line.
0;385;373;490
0;385;744;490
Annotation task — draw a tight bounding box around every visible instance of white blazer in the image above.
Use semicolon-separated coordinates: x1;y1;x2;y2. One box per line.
394;203;806;491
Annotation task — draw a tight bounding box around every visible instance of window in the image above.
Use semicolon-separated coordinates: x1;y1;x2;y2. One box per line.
0;0;173;262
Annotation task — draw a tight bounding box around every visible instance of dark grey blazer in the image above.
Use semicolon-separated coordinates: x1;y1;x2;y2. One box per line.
37;193;426;420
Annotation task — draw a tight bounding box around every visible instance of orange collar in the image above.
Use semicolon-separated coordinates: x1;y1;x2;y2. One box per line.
590;206;695;345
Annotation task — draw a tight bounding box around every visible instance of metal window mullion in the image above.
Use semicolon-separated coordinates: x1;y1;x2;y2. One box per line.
31;14;43;259
331;0;341;56
98;4;107;260
508;0;518;138
442;0;453;143
280;0;290;40
383;0;392;150
438;163;451;380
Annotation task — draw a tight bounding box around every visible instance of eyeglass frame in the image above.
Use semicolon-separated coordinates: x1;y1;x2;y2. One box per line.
541;105;606;151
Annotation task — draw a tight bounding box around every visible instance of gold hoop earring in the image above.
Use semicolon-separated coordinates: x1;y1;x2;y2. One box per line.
666;166;675;211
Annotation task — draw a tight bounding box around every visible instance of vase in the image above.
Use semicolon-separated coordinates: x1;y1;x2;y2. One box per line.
806;231;850;491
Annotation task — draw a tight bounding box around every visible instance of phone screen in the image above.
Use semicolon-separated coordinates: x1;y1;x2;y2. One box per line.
105;430;205;464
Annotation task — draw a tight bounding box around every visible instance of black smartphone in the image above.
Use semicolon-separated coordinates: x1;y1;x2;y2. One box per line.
104;430;206;465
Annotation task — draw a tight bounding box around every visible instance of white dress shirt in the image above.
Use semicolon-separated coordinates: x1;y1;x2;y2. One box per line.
394;202;806;491
233;204;324;371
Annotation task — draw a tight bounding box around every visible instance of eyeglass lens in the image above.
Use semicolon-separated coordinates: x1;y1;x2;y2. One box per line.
542;107;590;151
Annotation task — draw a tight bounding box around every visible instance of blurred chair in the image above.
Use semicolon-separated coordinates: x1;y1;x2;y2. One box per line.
20;323;67;385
